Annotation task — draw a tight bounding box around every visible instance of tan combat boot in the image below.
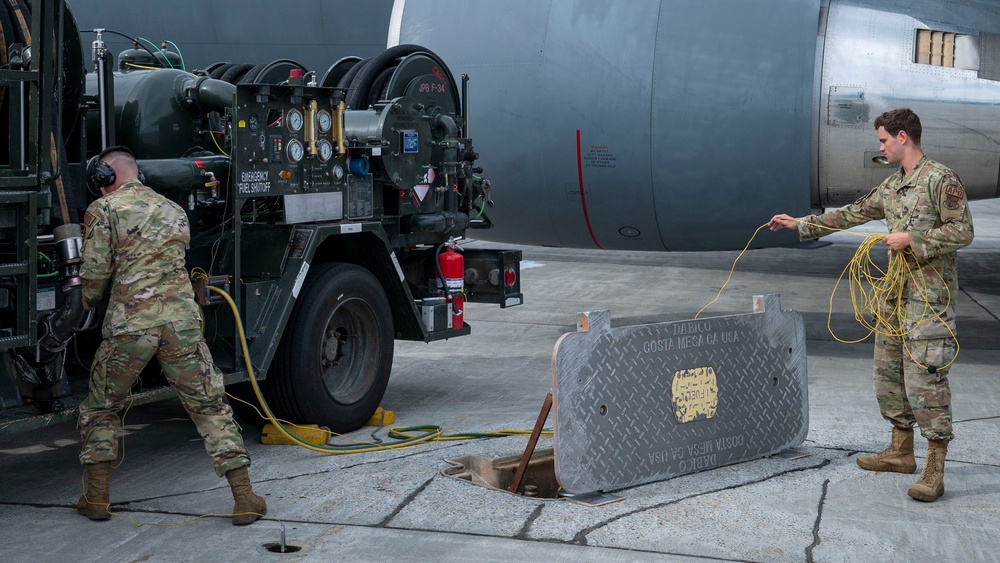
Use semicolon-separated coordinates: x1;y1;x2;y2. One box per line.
225;466;267;525
857;426;917;473
908;440;948;502
76;461;113;520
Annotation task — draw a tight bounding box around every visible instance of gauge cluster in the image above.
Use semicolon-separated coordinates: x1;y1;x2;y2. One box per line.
233;84;375;223
233;86;351;194
231;78;459;230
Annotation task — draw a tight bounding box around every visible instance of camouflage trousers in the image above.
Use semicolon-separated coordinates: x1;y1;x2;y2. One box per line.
78;323;250;477
873;332;957;442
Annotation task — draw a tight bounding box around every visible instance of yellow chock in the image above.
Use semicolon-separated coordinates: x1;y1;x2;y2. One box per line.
261;423;331;446
366;407;395;427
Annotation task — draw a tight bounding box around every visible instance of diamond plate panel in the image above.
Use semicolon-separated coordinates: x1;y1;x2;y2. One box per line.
552;294;808;494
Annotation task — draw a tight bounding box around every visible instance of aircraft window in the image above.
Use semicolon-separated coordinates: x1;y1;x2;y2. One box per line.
915;29;979;70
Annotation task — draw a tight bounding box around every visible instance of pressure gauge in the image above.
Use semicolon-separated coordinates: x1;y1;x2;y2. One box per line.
332;164;345;180
316;109;333;133
316;139;334;162
286;138;305;163
285;108;304;132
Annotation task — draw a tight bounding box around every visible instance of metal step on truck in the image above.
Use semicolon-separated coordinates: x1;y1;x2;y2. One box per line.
0;0;522;435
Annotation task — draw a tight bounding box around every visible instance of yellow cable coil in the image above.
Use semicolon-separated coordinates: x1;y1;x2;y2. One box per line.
696;220;959;371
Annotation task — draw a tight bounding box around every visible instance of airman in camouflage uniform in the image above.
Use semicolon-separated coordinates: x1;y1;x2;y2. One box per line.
75;146;266;525
769;108;974;503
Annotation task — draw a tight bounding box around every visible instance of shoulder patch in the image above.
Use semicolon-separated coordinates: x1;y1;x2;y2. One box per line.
944;185;965;210
83;209;99;232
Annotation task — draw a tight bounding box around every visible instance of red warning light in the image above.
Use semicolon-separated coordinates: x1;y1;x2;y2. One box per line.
504;268;517;287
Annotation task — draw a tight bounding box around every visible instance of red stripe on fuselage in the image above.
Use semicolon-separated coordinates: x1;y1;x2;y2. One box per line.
576;130;602;249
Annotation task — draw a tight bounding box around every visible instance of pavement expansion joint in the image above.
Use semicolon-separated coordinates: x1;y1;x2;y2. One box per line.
806;478;832;562
377;477;434;528
338;439;468;471
515;504;545;539
954;414;1000;424
572;457;835;544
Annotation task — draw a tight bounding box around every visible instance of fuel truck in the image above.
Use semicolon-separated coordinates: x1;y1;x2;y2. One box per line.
0;1;522;434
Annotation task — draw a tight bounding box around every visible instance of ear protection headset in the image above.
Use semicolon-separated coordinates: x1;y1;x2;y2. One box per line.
86;156;116;191
86;145;145;193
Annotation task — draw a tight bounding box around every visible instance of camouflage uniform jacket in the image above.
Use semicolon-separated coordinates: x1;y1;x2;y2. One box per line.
797;156;974;339
81;179;201;337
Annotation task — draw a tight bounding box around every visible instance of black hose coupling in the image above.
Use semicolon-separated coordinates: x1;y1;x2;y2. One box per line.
28;224;88;364
53;223;84;288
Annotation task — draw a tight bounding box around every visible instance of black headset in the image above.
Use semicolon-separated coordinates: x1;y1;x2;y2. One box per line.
86;145;145;192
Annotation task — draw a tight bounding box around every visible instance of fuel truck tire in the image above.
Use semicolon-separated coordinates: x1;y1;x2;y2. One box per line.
269;262;394;433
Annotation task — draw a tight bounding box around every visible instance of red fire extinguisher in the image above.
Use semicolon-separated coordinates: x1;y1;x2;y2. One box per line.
438;244;464;329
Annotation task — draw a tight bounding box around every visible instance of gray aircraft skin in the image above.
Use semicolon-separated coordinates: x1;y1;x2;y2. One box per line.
67;0;1000;251
391;0;1000;251
66;0;397;70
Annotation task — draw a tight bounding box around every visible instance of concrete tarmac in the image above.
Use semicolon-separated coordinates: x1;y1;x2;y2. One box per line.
1;201;999;562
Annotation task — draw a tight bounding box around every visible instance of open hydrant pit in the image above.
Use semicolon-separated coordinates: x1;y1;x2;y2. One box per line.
443;448;560;499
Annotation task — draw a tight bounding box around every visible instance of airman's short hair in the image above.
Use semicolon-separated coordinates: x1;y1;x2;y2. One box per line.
874;108;922;145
